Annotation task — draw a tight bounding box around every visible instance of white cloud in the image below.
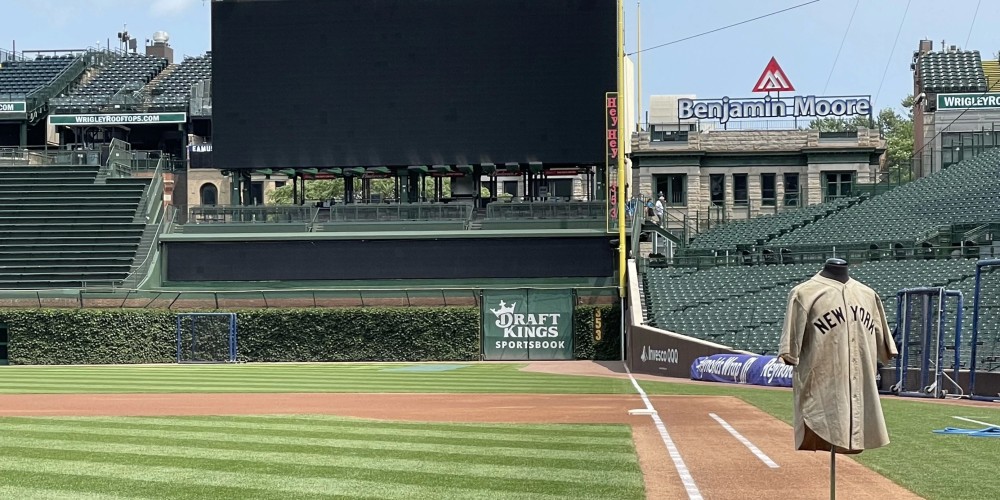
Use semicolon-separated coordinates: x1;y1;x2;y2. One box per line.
150;0;197;17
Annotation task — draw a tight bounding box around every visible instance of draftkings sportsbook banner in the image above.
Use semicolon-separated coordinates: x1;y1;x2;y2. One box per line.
481;289;574;360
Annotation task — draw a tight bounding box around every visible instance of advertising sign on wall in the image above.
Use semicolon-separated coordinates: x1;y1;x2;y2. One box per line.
690;354;793;388
481;289;574;360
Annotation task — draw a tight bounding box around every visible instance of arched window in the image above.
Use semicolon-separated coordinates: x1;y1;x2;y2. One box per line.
200;183;218;206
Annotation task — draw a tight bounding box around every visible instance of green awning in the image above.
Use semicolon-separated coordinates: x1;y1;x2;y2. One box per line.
301;168;319;175
433;165;452;173
278;168;296;177
343;167;365;177
502;162;520;173
528;162;543;174
253;168;273;177
322;168;342;176
408;165;429;174
481;163;496;175
456;164;474;174
367;166;391;175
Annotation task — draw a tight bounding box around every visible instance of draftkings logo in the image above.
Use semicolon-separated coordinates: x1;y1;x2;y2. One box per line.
490;300;561;338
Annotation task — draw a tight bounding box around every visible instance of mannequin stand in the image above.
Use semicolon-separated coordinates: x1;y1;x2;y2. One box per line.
830;448;836;500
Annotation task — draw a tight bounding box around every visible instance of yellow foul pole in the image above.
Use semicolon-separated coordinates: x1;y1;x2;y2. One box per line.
616;0;627;295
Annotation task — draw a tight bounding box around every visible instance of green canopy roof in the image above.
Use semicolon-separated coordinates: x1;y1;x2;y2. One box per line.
456;164;474;174
278;168;296;177
367;166;391;174
433;165;452;173
322;168;342;176
253;168;273;177
502;162;520;173
481;163;496;174
408;165;429;174
528;162;543;174
343;167;365;176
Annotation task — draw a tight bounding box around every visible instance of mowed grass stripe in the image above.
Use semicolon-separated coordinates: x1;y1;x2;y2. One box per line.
7;427;624;472
0;484;140;500
0;422;634;461
0;418;634;452
0;455;622;500
0;363;635;394
0;436;641;489
47;416;632;445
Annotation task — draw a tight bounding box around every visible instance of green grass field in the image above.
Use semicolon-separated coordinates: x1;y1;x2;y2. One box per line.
0;362;998;499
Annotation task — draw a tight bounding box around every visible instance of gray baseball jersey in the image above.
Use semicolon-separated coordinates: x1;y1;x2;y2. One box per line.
778;273;897;452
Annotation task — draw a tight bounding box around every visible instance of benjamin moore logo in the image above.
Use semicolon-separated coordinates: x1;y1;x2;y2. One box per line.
753;57;795;93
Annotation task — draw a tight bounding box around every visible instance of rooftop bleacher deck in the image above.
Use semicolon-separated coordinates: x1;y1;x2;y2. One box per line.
0;53;87;121
50;54;167;112
147;53;211;110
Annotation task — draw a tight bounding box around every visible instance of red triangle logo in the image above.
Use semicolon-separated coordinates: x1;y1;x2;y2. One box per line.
752;57;795;93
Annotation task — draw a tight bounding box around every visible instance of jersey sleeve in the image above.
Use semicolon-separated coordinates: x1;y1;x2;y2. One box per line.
778;290;807;366
874;294;898;363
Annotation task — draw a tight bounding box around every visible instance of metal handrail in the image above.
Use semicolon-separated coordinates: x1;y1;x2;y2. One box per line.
119;203;173;290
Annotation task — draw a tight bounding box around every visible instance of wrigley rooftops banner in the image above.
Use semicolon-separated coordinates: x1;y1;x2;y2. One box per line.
481;289;574;360
937;93;1000;110
677;57;872;124
0;101;27;120
48;112;187;126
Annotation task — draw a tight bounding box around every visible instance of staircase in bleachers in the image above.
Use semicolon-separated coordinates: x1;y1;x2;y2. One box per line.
0;163;149;289
145;53;211;110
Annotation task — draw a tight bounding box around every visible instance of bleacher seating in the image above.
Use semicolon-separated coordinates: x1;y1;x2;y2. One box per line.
149;53;211;107
918;50;988;94
687;197;860;251
645;259;979;357
0;55;80;97
52;54;167;110
768;149;1000;248
0;164;147;288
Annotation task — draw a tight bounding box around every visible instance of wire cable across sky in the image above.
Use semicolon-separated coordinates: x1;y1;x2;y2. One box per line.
626;0;820;56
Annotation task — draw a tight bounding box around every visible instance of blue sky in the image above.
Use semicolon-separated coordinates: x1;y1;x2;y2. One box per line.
5;0;998;115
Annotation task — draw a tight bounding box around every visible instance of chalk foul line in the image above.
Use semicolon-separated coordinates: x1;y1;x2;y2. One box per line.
953;416;1000;428
708;412;779;468
623;363;703;500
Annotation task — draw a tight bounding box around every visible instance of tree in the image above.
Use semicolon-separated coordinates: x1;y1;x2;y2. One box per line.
808;96;914;184
266;176;453;204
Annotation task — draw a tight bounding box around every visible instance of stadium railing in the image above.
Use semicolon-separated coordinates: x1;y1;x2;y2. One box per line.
485;200;604;220
0;285;618;309
644;243;999;270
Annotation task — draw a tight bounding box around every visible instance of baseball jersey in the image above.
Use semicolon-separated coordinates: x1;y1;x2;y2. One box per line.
778;273;897;452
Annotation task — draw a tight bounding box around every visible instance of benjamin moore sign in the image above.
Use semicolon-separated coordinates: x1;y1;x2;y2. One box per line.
481;289;574;360
0;101;26;119
678;95;872;124
48;112;187;126
937;93;1000;110
679;57;871;124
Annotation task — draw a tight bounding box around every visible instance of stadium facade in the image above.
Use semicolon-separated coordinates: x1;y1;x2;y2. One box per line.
911;39;1000;178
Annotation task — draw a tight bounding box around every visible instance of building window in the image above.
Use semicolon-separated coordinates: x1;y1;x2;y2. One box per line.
733;174;748;205
709;174;725;207
547;179;574;199
940;131;1000;170
783;173;799;206
199;183;218;206
823;172;854;201
502;181;518;197
761;173;776;206
654;174;686;206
